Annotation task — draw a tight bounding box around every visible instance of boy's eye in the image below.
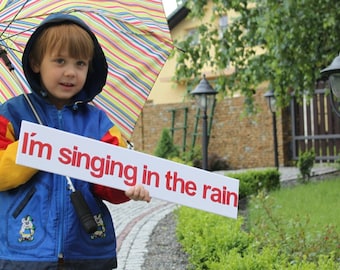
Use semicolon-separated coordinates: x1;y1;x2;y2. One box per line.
55;58;65;64
77;60;88;67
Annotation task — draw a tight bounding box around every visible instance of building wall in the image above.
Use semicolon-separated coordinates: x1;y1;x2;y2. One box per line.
148;1;238;105
132;2;294;169
131;88;289;169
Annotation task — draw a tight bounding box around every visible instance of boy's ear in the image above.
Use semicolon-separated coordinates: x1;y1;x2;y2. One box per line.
30;58;40;73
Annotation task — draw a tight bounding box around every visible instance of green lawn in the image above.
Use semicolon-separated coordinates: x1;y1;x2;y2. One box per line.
248;178;340;233
176;177;340;269
247;177;340;263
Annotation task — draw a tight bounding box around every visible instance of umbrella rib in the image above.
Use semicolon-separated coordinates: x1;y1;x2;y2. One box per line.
0;0;30;39
10;69;43;125
0;2;173;139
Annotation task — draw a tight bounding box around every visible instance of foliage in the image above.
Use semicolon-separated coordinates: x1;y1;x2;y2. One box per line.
154;128;179;159
176;207;253;270
184;146;202;166
176;178;340;269
249;179;340;234
153;130;229;169
207;152;229;171
296;149;315;183
226;168;280;199
248;179;340;262
170;156;193;166
192;152;229;171
173;0;340;112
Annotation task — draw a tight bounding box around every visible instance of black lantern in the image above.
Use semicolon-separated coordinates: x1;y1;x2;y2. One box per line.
264;89;279;169
320;54;340;117
191;75;217;170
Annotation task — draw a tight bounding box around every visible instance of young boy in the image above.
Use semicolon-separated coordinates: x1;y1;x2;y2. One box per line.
0;13;150;269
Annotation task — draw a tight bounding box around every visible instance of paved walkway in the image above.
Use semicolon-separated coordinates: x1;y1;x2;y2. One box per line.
106;199;177;270
106;165;338;270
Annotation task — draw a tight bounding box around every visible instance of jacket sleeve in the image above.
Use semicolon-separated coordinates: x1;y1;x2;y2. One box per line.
92;125;131;204
0;117;38;191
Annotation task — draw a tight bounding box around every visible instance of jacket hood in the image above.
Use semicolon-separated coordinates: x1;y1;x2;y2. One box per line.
22;13;108;103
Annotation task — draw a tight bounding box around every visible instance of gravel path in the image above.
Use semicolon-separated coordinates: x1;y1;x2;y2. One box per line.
142;211;189;270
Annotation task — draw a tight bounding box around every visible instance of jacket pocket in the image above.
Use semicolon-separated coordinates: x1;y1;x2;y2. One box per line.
6;181;51;253
12;186;36;218
67;186;116;256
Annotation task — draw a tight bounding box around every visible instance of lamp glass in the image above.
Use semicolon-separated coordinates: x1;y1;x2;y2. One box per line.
194;93;216;111
269;96;277;113
206;94;216;111
198;94;207;110
329;73;340;98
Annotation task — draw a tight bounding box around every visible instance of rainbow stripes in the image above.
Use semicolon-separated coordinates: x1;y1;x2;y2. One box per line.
0;0;173;139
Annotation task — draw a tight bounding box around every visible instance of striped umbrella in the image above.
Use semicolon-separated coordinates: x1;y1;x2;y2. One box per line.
0;0;173;139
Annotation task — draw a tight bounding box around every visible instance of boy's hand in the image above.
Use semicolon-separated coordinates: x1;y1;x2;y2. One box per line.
125;184;151;203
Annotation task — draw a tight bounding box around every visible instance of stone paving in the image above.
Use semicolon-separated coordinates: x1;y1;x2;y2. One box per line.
106;165;338;270
106;199;177;270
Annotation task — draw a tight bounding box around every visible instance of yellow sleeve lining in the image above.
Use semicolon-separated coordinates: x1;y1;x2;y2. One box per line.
0;141;38;191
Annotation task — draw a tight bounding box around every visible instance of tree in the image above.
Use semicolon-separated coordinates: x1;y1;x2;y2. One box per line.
154;128;179;159
173;0;340;112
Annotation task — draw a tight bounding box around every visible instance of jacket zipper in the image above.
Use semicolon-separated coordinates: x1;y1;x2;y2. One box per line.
57;110;66;260
12;186;37;218
57;175;67;261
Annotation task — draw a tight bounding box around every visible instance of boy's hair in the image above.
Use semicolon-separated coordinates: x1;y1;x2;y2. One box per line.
29;23;94;65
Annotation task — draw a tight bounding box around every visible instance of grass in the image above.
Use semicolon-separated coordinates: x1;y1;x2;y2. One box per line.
175;176;340;269
247;177;340;263
248;178;340;234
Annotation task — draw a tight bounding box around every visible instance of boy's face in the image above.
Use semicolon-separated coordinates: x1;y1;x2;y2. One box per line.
32;49;90;109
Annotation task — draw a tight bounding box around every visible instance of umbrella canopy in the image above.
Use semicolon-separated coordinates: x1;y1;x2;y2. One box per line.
0;0;173;139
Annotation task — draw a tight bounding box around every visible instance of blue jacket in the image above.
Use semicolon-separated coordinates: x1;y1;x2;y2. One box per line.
0;14;128;269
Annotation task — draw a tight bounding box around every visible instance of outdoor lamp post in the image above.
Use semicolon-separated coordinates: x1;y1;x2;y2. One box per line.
191;75;217;170
320;54;340;117
264;89;279;169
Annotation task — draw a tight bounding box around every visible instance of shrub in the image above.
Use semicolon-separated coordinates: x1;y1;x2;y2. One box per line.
175;207;251;270
154;128;179;159
208;153;229;171
226;168;280;199
297;149;315;183
192;152;229;171
170;156;193;166
176;205;339;269
248;190;340;264
183;146;201;165
176;180;340;270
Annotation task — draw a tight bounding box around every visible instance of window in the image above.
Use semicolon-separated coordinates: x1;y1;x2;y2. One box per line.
186;28;199;45
219;15;228;38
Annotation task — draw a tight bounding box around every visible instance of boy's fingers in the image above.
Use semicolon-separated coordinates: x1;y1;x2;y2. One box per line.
125;185;151;202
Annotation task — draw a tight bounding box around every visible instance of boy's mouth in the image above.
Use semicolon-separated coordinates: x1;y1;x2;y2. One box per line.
60;82;75;87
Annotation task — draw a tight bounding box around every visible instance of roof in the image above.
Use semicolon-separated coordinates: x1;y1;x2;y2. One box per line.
167;4;190;30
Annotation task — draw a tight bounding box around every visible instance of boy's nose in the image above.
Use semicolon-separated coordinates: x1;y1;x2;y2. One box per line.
64;66;76;76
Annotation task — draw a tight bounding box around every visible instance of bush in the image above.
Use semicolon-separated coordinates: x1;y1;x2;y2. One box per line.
170;156;193;166
248;190;340;265
183;146;201;165
154;128;179;159
208;153;229;171
175;207;251;270
176;206;339;269
226;168;280;199
193;152;229;171
297;149;315;183
175;178;340;270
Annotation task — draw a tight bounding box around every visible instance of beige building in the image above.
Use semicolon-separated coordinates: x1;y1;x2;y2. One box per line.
131;2;337;169
149;1;238;105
